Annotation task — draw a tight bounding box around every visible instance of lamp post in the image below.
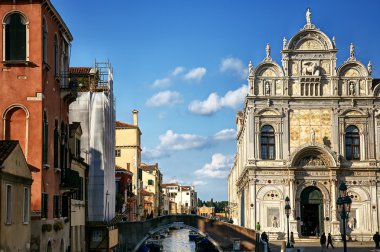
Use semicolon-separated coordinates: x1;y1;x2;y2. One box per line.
336;182;352;252
285;196;291;248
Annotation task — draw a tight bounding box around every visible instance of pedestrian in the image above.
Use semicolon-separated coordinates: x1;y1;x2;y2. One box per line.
261;231;271;251
256;222;261;231
290;231;295;247
327;233;334;249
373;231;380;249
320;232;327;252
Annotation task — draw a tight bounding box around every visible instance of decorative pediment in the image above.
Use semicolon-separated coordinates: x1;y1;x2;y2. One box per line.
295;155;325;167
297;39;324;50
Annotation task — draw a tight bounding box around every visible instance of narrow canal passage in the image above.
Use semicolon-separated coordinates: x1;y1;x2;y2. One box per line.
162;229;196;252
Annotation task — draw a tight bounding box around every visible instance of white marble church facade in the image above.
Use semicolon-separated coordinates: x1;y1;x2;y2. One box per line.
228;9;380;240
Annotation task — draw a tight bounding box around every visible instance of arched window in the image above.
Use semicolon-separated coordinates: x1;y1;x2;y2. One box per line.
54;120;59;168
345;125;360;160
43;111;48;164
54;34;59;76
42;18;47;63
260;125;275;160
3;12;27;61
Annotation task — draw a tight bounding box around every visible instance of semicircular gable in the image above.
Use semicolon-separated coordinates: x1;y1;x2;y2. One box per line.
254;62;284;78
341;109;365;116
290;143;338;168
257;186;283;200
257;108;281;116
337;61;368;77
287;30;333;51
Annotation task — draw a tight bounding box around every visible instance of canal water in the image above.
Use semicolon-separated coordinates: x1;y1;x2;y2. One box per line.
162;229;196;252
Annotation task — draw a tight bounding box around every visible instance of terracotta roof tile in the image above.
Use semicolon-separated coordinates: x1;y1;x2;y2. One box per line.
0;141;18;165
140;189;153;196
115;121;137;128
69;67;93;75
162;183;179;187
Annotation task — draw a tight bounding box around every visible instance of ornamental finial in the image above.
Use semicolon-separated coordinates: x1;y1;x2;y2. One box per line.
283;37;287;50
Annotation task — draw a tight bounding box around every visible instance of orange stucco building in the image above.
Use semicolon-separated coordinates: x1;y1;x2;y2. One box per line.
0;0;75;251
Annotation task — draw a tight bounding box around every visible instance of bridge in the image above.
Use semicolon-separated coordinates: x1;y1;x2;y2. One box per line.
117;215;257;251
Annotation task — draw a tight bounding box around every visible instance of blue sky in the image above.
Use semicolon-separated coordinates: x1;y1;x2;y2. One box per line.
52;0;380;201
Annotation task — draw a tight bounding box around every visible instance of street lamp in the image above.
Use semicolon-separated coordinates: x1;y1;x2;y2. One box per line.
336;182;352;252
285;196;291;248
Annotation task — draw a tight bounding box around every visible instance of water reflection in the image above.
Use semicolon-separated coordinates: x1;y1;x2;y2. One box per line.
162;229;196;252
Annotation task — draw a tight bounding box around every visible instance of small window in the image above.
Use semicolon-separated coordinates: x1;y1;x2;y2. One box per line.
53;195;60;218
345;125;360;160
6;184;12;224
186;192;189;195
23;187;30;223
260;125;275;160
4;12;27;61
148;179;154;186
115;149;121;157
41;193;48;219
75;138;81;158
54;120;59;168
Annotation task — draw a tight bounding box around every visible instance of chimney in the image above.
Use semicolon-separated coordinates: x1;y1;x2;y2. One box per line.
132;109;138;126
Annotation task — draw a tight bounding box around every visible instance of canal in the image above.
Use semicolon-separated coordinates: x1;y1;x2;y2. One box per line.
162;229;196;252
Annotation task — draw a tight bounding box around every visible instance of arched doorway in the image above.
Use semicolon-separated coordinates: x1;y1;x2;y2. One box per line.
300;186;324;236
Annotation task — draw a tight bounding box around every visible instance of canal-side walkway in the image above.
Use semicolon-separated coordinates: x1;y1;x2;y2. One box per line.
269;240;376;252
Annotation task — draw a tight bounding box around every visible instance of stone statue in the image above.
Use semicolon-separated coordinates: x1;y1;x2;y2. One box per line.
306;8;311;25
350;43;355;58
349;81;355;95
368;61;372;75
302;62;319;76
283;37;287;50
332;36;336;47
249;60;254;76
265;81;270;95
266;43;271;58
272;216;279;228
310;128;315;145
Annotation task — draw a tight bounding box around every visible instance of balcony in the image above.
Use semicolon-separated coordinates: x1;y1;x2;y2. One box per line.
58;71;78;104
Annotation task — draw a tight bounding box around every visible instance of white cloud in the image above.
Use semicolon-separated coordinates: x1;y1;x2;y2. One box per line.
193;180;207;186
151;78;171;88
142;130;208;160
220;84;248;109
159;130;208;151
195;153;233;179
188;85;247;115
220;57;248;79
188;92;220;115
145;91;183;107
184;67;207;81
214;128;236;141
171;66;185;76
142;147;170;160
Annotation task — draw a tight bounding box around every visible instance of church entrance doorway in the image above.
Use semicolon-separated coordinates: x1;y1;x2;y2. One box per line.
300;186;324;236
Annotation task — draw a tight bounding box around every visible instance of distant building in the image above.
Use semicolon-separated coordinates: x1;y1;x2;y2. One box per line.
0;1;75;250
115;111;142;220
198;205;215;218
115;165;136;221
141;162;163;217
162;183;197;214
0;141;32;251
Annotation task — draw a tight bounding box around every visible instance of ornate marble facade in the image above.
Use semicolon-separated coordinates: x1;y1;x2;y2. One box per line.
228;9;380;240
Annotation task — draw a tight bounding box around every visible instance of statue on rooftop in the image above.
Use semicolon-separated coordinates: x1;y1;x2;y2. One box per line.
306;8;311;25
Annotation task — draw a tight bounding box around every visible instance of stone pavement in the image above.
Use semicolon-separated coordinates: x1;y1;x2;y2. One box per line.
268;241;378;252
